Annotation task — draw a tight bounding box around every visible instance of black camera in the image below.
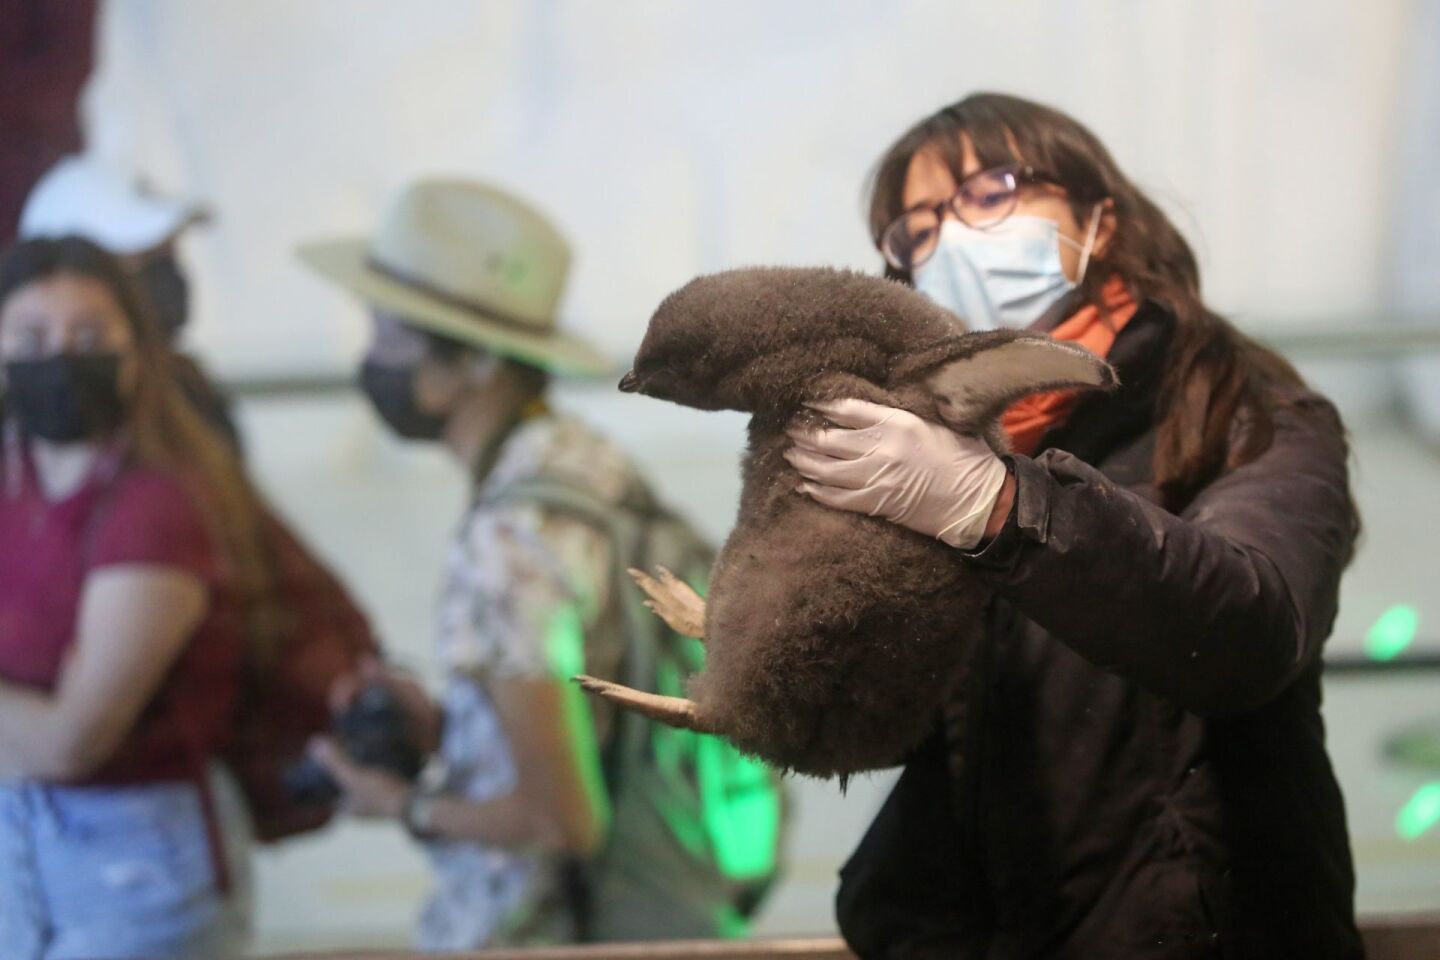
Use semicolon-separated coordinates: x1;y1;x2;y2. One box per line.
283;683;428;806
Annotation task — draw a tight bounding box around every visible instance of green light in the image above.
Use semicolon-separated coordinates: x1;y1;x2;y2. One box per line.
545;601;588;679
697;733;781;881
547;603;613;835
649;583;782;896
653;634;781;884
1365;604;1420;661
1396;782;1440;841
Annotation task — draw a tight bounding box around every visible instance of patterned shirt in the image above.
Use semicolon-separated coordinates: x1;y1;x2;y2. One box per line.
417;414;639;950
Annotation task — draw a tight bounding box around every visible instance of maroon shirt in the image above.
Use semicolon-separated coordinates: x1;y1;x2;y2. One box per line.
0;446;244;783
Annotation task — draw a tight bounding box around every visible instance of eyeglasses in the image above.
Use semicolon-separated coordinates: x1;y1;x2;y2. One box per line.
878;164;1062;273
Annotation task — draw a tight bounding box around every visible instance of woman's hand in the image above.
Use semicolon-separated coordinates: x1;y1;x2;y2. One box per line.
786;398;1013;549
307;736;410;820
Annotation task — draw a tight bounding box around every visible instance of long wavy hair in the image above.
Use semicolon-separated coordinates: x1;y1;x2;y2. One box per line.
0;235;275;652
868;92;1352;516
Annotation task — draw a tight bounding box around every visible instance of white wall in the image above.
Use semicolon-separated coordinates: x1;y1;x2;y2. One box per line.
87;0;1410;375
1390;0;1440;436
77;1;1438;951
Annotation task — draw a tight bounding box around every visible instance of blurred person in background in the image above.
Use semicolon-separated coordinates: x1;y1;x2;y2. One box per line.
788;92;1365;959
0;0;97;246
21;155;241;450
299;178;760;948
0;236;261;959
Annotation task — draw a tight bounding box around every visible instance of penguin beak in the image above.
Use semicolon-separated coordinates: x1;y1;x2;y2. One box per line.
618;370;640;393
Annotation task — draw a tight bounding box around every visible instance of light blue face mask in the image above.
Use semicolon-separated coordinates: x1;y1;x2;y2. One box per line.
913;205;1103;331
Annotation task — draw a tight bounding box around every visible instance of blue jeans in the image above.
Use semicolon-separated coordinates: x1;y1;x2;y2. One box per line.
0;773;250;960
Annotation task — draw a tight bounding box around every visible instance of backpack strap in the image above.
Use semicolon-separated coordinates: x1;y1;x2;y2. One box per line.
484;476;675;938
484;476;666;688
482;477;671;796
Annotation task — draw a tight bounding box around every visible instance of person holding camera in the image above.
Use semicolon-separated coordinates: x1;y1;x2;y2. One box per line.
299;178;743;948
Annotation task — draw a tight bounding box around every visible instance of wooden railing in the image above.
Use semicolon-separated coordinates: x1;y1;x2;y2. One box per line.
267;941;853;960
268;915;1440;960
1362;913;1440;960
268;940;851;960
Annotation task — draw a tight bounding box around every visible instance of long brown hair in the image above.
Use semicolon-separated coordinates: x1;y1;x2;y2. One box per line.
868;92;1341;512
0;235;274;652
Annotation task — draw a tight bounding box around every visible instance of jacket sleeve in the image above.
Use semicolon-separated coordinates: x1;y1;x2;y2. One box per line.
964;398;1356;716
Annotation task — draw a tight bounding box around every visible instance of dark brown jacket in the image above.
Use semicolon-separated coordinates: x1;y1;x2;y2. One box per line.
836;303;1363;959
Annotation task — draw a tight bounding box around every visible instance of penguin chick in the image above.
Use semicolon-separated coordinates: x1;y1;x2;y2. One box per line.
579;266;1115;778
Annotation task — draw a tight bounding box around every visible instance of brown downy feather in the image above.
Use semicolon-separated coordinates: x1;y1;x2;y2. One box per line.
580;266;1114;778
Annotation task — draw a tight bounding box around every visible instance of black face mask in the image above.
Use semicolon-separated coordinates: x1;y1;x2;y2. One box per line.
133;254;190;341
4;353;125;442
358;360;448;440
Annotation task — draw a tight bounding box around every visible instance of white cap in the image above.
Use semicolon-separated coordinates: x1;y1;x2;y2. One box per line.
19;156;206;255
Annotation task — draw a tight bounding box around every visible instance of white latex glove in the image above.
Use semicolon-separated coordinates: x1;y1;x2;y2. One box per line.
785;398;1009;550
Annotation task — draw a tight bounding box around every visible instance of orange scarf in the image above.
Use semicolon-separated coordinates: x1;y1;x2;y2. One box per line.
1001;277;1138;455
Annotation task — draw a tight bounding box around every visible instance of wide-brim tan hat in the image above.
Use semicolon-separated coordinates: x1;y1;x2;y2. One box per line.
298;178;614;378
